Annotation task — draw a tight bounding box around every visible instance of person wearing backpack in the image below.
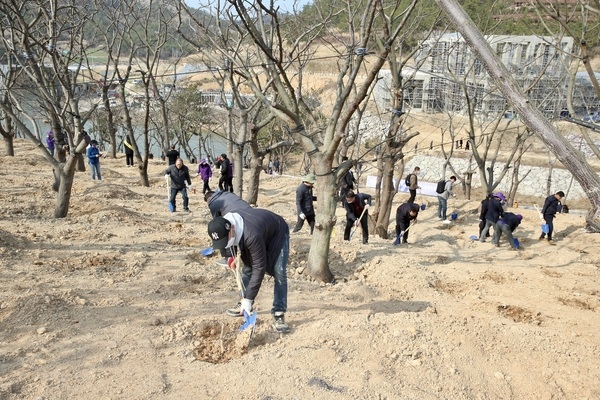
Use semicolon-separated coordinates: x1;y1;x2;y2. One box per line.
437;176;456;221
406;166;421;204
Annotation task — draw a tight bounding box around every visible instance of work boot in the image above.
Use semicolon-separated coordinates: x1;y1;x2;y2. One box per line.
272;312;290;333
225;302;246;317
548;240;556;245
362;238;368;244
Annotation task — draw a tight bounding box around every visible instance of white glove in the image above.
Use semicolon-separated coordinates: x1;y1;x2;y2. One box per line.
240;298;253;316
299;213;306;220
364;204;370;209
164;174;169;181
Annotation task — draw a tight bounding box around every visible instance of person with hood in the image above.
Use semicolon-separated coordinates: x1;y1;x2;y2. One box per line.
164;158;192;212
494;212;523;250
539;191;565;245
218;154;231;192
87;140;102;180
343;190;372;244
207;209;290;333
480;192;505;242
197;158;213;194
393;202;420;245
293;173;317;234
46;132;55;157
338;156;356;200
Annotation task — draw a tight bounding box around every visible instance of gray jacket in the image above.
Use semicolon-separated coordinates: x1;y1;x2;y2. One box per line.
438;180;454;200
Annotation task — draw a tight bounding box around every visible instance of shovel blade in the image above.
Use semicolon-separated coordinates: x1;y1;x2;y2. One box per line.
541;224;550;234
200;247;214;256
239;310;257;332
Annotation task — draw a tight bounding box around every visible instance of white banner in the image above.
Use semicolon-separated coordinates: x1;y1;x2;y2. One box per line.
364;176;441;197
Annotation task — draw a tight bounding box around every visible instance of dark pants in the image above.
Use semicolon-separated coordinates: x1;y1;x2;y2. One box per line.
227;177;234;193
394;221;411;244
293;214;315;234
202;179;211;194
344;212;368;243
125;152;134;166
169;187;189;211
539;214;554;240
219;175;229;191
407;189;416;204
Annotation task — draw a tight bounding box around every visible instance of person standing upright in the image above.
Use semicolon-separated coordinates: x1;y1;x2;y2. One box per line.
166;145;179;165
124;138;135;167
343;190;372;244
218;154;231;192
87;140;102;181
339;156;356;200
197;158;212;194
478;194;492;239
46;132;55;157
407;166;421;204
165;158;192;212
437;176;456;221
293;173;317;234
539;191;564;245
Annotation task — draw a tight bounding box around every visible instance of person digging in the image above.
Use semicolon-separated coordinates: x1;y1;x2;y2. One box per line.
208;210;290;334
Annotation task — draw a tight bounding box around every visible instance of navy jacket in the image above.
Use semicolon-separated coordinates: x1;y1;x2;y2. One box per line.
396;203;419;227
484;197;504;223
344;193;372;222
541;194;561;216
233;208;289;301
208;191;251;217
499;212;521;232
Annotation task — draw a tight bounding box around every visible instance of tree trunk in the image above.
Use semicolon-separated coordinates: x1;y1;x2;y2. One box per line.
436;0;600;231
53;159;77;218
375;155;400;239
3;135;14;156
307;167;336;283
245;153;264;206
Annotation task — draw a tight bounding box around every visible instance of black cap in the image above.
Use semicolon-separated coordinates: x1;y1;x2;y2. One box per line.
208;217;231;249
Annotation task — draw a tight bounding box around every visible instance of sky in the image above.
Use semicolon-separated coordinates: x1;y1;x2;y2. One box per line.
183;0;312;13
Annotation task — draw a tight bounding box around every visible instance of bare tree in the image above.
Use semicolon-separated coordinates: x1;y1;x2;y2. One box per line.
0;0;100;217
436;0;600;231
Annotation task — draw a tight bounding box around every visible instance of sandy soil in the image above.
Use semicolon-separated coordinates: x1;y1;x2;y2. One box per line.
1;139;599;399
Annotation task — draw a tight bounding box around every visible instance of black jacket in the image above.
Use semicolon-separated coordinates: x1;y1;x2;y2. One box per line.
344;193;372;222
479;197;490;220
396;203;419;227
342;170;355;190
541;194;561;216
296;183;316;216
484;197;504;223
165;164;191;189
499;212;521;231
220;157;231;178
208;191;252;218
233;208;289;301
166;149;179;165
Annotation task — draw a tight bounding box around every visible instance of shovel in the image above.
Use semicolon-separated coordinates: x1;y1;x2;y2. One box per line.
393;221;414;245
349;202;369;240
534;204;550;234
200;247;214;257
166;175;174;212
231;250;256;337
419;192;426;210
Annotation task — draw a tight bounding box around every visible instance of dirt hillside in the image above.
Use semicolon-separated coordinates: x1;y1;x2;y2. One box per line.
1;139;599;399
